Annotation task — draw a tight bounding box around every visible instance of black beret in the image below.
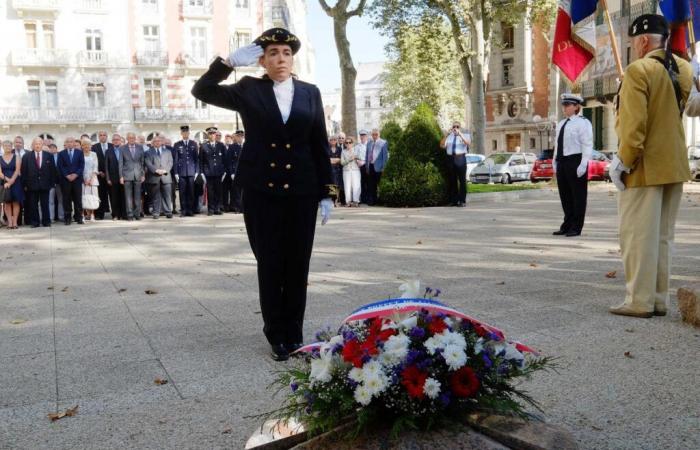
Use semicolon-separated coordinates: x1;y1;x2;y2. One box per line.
628;14;669;37
180;125;190;132
254;28;301;55
234;129;244;135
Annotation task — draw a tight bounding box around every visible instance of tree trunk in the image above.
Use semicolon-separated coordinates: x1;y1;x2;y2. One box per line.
470;15;487;155
332;17;358;137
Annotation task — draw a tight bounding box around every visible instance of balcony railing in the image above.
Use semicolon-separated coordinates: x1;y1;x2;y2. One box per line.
134;51;169;67
180;53;212;68
12;0;60;14
76;0;106;13
78;50;109;66
133;107;232;122
182;0;213;17
11;48;70;67
0;107;131;124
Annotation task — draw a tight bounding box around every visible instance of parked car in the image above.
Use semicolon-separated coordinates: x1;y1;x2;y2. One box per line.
588;150;610;181
466;154;485;180
690;147;700;181
470;152;535;184
530;149;554;182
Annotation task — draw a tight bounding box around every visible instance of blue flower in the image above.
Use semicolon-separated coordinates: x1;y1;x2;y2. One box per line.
290;382;299;392
434;288;442;297
439;392;451;407
482;353;493;369
409;327;426;340
416;358;431;371
342;329;356;341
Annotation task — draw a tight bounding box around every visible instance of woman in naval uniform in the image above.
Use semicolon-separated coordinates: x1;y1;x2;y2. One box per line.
192;28;334;362
552;93;593;237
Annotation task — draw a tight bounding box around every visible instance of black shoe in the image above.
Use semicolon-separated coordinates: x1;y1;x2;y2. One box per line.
152;215;159;220
64;220;71;225
134;216;141;221
285;343;303;354
126;217;134;221
565;230;581;237
166;214;173;219
185;212;193;217
207;211;213;216
552;230;567;236
76;219;85;225
31;224;40;228
42;223;50;227
270;344;289;362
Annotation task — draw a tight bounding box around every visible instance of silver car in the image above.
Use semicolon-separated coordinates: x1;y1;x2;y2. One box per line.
690;147;700;181
469;152;536;184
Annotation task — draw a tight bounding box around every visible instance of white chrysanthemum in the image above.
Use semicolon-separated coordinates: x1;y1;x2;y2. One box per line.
399;315;418;330
423;377;441;399
424;336;440;355
474;338;485;355
501;343;525;367
309;357;333;383
329;334;344;347
398;280;421;298
439;330;467;350
361;360;383;378
348;367;364;383
384;333;410;359
354;385;372;406
364;373;388;396
443;344;468;370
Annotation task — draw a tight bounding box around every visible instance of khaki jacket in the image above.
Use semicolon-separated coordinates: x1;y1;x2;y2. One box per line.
615;49;692;187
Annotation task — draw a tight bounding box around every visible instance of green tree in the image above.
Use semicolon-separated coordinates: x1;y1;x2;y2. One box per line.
381;14;464;127
380;120;402;148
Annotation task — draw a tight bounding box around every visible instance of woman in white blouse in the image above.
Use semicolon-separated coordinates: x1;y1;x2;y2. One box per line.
80;138;99;222
340;137;363;206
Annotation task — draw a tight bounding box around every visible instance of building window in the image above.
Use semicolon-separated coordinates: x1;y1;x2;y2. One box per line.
28;80;40;108
626;46;631;65
364;96;371;108
190;27;207;61
25;23;37;48
502;58;514;87
230;31;251;52
143;25;160;52
87;82;105;107
502;23;514;50
492;140;498;151
379;95;385;107
86;29;102;51
43;23;54;49
144;79;162;108
188;0;204;6
235;0;249;7
142;0;158;10
45;81;58;108
529;137;536;149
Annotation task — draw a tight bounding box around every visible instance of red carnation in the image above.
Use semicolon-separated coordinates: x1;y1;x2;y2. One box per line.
450;366;480;398
368;318;396;342
401;366;428;399
473;323;489;338
342;339;364;368
428;318;448;335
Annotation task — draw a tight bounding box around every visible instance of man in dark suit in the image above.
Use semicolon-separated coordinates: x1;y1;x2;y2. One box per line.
119;132;146;221
105;134;126;220
21;138;56;227
201;127;226;215
57;136;85;225
91;131;112;219
223;130;243;212
173;125;199;216
144;134;174;219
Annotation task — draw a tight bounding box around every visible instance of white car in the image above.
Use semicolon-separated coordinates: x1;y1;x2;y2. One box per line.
469;152;536;184
466;154;485;180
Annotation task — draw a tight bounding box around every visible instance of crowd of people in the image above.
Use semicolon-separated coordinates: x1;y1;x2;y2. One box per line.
0;125;394;229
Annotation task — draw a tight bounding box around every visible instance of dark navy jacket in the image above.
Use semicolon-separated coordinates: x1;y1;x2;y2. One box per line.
200;141;226;177
224;143;242;175
57;148;85;183
191;57;332;199
21;151;56;191
173;139;199;177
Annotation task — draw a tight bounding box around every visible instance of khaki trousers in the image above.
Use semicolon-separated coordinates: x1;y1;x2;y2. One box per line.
618;182;683;312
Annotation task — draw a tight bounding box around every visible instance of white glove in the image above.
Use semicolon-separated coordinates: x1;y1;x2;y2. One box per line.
221;174;226;182
201;174;207;183
231;174;235;181
320;198;333;226
228;44;264;67
576;162;587;178
609;156;630;192
175;174;179;183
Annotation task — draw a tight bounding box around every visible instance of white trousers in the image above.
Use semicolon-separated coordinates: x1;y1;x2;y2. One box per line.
618;183;683;312
343;170;361;203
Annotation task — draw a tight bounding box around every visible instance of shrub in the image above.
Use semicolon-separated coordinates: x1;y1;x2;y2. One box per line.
379;158;446;207
380;120;403;151
397;103;443;167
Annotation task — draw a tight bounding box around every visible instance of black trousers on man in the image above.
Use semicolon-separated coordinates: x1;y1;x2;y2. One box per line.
60;179;83;223
555;154;588;233
363;164;381;205
222;176;242;212
243;188;318;346
446;154;468;205
95;175;110;219
26;190;51;226
206;177;223;213
108;182;126;219
178;176;195;215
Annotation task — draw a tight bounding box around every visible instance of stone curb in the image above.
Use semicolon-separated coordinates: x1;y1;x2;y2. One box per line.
678;286;700;327
467;187;556;204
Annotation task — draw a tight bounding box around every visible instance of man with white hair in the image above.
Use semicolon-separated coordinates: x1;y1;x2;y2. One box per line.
57;136;85;224
91;130;112;220
119;132;146;221
21;137;56;227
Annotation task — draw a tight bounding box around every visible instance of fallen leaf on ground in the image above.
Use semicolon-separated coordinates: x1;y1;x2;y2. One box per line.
624;328;634;333
154;378;168;385
496;281;506;285
416;240;422;245
10;319;27;325
145;289;158;295
48;405;79;421
47;287;54;290
118;288;127;293
591;425;603;431
605;271;617;279
222;428;232;434
529;263;538;268
624;351;633;358
254;311;261;314
61;287;69;292
194;314;204;317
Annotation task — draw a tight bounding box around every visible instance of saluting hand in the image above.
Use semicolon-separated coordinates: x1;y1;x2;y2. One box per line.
228;44;264;68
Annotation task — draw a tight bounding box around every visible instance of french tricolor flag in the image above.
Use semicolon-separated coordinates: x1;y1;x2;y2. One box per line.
660;0;691;57
552;0;598;84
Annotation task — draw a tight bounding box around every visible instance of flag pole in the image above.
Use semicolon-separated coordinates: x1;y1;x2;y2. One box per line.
600;0;624;78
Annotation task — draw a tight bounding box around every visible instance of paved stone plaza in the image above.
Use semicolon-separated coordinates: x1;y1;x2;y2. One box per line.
1;184;699;449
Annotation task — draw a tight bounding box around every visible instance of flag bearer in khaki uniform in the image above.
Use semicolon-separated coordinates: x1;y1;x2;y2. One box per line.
609;14;692;318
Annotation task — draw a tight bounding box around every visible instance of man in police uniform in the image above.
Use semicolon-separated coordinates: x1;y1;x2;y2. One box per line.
173;125;199;217
223;130;243;213
552;93;593;237
192;27;334;361
201;127;226;215
609;14;692;318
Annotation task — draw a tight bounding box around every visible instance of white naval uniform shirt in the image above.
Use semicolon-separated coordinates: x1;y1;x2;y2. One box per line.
553;114;593;171
273;77;294;124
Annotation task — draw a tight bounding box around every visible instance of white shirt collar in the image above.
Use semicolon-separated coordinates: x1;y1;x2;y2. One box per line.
272;77;294;124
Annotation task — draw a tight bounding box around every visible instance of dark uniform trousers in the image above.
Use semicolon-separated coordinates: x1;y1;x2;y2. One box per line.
109;183;126;219
222;177;242;212
556;153;587;233
243;188;318;345
446;153;468;204
364;163;381;205
26;190;51;226
61;179;83;222
179;176;195;214
206;177;223;213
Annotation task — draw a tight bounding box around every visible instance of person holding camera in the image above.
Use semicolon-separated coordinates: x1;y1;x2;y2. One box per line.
440;121;471;206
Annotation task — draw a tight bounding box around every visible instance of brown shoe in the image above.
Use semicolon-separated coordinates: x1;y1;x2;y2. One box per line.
609;304;653;318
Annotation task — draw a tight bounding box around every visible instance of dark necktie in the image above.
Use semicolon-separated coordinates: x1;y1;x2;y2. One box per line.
556;119;569;161
69;149;73;162
130;146;135;158
451;135;457;155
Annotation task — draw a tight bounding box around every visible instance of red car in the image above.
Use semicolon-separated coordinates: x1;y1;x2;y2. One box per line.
530;149;610;182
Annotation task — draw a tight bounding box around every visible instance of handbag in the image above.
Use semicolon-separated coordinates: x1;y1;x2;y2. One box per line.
82;184;100;210
0;183;5;203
